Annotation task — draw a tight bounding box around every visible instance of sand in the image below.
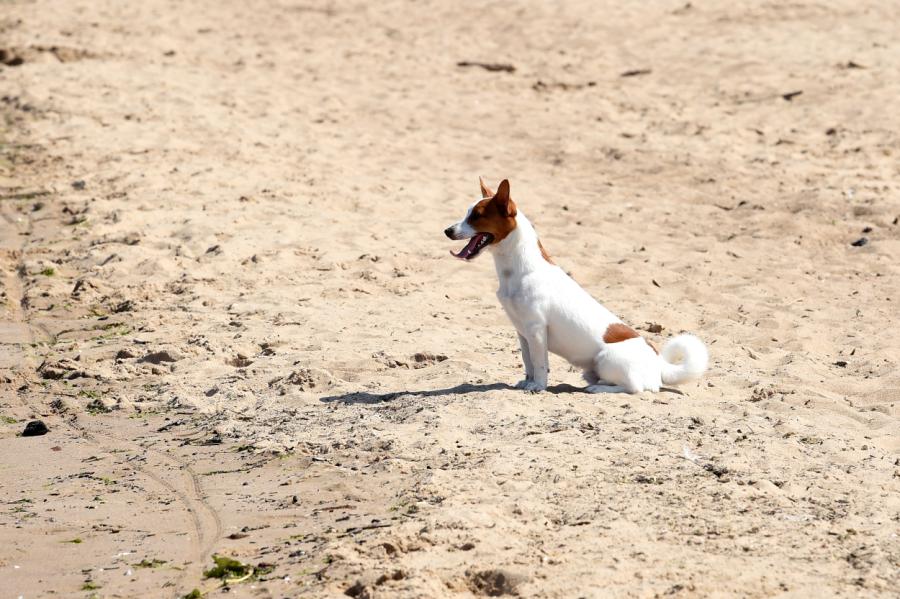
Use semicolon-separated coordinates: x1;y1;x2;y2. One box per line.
1;0;899;597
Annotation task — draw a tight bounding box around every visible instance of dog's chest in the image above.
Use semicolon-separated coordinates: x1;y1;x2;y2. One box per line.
495;272;544;326
496;267;519;299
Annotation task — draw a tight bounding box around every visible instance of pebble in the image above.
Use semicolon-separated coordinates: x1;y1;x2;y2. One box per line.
22;420;49;437
139;350;179;364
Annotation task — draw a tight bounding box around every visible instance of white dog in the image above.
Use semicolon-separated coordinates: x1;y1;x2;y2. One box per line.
444;178;708;393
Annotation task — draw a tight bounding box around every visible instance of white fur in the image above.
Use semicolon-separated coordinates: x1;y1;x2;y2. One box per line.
449;208;708;393
445;200;481;240
660;334;708;385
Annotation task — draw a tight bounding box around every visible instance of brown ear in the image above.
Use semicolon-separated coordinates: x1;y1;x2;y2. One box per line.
479;176;494;198
493;179;516;217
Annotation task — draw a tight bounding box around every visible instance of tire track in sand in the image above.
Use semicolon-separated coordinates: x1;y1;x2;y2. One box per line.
1;195;222;597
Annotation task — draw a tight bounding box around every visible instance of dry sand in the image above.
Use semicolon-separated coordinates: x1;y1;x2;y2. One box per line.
2;0;899;597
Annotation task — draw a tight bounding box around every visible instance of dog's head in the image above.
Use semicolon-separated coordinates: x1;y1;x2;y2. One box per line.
444;178;517;261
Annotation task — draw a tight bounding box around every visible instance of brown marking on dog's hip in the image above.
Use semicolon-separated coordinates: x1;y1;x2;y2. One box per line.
603;322;640;344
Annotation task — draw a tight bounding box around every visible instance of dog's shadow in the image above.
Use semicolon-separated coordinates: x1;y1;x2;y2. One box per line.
320;382;587;405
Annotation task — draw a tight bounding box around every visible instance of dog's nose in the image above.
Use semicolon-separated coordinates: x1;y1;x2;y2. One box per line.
444;226;455;239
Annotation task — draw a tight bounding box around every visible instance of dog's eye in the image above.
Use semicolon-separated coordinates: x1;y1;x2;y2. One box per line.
470;213;481;221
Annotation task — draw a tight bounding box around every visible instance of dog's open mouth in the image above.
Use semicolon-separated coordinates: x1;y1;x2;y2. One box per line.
451;232;494;260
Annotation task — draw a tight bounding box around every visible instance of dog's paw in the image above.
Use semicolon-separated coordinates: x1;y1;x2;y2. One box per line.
519;380;547;393
514;379;533;390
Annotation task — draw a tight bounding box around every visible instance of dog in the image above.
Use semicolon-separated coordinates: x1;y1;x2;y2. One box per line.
444;178;708;393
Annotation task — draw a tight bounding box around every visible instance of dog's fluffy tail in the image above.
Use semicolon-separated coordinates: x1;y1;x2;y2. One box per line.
659;334;708;385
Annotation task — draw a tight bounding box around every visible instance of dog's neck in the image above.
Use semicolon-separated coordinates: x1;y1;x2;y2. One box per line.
490;213;547;283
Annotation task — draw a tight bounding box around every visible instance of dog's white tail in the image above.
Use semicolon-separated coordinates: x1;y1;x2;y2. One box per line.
659;334;708;385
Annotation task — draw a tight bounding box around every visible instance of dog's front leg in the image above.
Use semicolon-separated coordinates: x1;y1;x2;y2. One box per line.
515;333;535;388
518;326;549;392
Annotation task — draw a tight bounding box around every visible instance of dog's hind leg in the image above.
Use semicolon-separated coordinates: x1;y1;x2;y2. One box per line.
589;343;644;394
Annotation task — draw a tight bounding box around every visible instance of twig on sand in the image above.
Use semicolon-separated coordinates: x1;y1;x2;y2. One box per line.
311;504;355;513
660;386;685;396
340;522;393;538
457;61;516;73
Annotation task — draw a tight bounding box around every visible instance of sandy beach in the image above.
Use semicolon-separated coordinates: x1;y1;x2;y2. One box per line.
2;0;898;597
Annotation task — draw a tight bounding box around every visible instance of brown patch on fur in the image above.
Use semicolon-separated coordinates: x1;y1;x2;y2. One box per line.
466;180;517;244
603;323;640;344
537;239;554;264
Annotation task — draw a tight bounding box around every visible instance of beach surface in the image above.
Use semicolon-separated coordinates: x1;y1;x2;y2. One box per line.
1;0;899;596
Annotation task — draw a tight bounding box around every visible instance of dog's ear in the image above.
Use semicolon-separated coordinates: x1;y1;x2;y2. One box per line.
479;176;494;199
494;179;516;217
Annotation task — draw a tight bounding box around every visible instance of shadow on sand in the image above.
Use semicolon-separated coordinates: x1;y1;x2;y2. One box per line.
320;382;588;405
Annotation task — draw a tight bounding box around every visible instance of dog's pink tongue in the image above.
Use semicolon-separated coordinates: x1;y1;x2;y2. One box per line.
451;235;482;260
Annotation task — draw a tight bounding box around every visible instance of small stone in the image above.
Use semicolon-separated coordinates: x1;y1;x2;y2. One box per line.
466;568;529;597
850;237;868;247
86;398;111;414
412;352;448;367
0;49;25;66
112;300;134;313
37;359;87;380
139;350;179;364
22;420;49;437
344;581;368;598
72;180;86;190
227;354;253;367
